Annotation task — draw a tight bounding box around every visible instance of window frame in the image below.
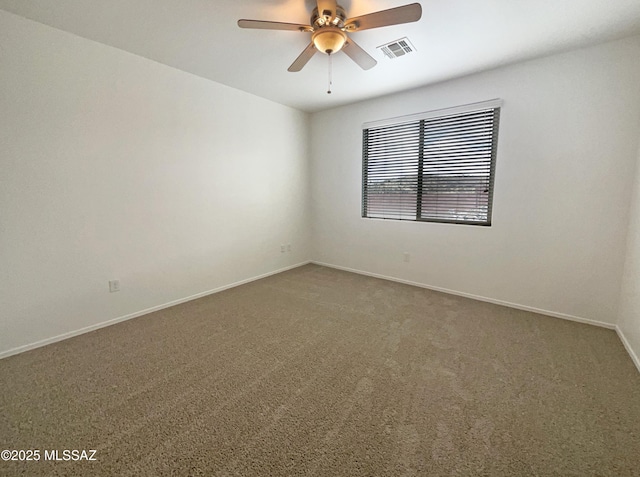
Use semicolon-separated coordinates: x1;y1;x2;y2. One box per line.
362;99;502;226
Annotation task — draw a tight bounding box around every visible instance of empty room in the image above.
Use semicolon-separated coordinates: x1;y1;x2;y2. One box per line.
1;0;640;475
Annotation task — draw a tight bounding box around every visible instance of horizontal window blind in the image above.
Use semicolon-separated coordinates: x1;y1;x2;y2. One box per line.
362;103;500;225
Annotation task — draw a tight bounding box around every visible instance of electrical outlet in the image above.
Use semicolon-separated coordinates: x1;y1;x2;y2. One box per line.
280;244;285;253
109;280;120;293
403;252;410;263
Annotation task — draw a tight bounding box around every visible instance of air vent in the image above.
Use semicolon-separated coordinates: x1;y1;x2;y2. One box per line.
378;37;416;59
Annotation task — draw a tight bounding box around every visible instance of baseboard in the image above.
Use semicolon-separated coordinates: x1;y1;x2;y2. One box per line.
0;261;311;360
616;326;640;374
312;261;617;330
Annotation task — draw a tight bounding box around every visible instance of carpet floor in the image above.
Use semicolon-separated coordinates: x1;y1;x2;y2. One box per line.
1;264;639;476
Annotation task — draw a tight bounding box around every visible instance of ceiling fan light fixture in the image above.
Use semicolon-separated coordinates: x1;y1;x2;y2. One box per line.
312;27;347;55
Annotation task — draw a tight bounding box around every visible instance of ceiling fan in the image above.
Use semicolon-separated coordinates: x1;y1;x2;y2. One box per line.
238;1;422;73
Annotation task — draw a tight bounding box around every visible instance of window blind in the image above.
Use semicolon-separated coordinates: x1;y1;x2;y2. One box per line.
362;103;500;225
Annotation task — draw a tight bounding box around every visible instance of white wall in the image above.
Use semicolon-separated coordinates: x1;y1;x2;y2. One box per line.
618;137;640;369
0;10;310;356
310;36;640;326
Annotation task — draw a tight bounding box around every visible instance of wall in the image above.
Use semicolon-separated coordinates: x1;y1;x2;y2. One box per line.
310;35;640;326
0;10;310;356
618;137;640;370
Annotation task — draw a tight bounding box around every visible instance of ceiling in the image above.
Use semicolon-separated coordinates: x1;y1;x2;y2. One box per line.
2;0;640;112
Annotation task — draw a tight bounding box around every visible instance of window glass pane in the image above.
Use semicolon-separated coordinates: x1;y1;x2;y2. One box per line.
420;109;495;223
364;122;420;220
362;104;499;226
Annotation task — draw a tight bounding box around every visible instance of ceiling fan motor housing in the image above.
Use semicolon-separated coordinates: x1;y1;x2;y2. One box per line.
311;5;347;28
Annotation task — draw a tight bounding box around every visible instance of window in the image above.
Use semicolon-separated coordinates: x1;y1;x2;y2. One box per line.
362;100;501;226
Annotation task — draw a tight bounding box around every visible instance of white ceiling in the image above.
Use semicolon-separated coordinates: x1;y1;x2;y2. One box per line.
2;0;640;112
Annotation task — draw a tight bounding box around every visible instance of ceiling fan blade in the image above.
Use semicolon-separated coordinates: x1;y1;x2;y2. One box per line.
342;38;377;70
238;19;310;31
344;3;422;31
317;0;338;19
288;43;317;72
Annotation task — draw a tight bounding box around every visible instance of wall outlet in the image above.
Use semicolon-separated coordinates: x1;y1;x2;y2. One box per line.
280;244;285;253
287;243;292;252
403;252;410;263
109;280;120;293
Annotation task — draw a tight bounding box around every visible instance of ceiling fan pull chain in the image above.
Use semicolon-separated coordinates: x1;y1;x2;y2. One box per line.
327;53;333;94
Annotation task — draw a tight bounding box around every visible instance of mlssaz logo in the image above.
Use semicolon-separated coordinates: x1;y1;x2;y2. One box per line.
44;449;97;461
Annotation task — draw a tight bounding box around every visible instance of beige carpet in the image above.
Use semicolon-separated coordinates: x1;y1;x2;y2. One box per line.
1;264;639;476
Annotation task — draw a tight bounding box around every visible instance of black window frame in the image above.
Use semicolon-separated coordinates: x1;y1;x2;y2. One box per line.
362;100;501;226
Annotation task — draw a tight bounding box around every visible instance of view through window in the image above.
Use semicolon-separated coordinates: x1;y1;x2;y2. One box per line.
362;102;501;225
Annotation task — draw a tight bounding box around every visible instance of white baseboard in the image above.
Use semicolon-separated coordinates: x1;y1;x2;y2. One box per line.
312;261;617;330
0;261;311;360
616;326;640;374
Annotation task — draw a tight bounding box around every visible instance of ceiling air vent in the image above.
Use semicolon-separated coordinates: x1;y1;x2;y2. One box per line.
378;37;416;59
